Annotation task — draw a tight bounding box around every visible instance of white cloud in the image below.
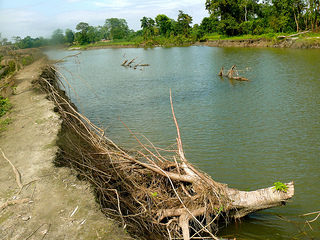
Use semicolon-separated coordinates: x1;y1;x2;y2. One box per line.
94;0;132;9
0;8;44;38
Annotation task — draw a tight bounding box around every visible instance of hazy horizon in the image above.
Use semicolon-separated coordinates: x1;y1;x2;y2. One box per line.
0;0;209;40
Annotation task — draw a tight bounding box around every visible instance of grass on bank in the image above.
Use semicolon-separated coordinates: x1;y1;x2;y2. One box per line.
203;31;320;41
0;97;11;117
0;96;12;132
67;34;199;50
66;31;320;50
69;40;139;50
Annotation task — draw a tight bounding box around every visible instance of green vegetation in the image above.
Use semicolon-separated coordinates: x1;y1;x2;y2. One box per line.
0;97;12;131
0;118;12;132
1;1;319;48
273;182;288;192
0;97;11;117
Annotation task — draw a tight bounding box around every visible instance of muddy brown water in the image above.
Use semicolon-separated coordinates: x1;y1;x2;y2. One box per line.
47;46;320;239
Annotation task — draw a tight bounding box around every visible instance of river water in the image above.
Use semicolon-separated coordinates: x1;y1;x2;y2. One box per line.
46;46;320;239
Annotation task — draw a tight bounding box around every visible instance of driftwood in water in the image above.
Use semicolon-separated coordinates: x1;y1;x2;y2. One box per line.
122;56;149;70
134;60;144;69
219;64;250;81
121;60;128;66
126;57;138;66
232;76;250;81
41;65;294;240
218;66;224;76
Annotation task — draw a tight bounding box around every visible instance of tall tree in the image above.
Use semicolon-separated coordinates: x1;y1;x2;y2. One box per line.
51;29;65;45
176;10;193;36
205;0;241;35
104;18;130;40
200;15;219;33
140;17;155;37
33;37;47;47
12;36;21;44
205;0;261;35
205;0;242;21
87;26;100;43
76;22;90;44
305;0;320;30
18;36;34;49
65;29;75;44
269;0;304;32
155;14;173;36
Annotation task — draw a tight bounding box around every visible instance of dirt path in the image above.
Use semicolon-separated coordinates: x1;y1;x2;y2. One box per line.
0;59;131;239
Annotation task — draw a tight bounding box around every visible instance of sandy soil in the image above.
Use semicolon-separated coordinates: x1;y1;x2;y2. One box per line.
0;59;131;239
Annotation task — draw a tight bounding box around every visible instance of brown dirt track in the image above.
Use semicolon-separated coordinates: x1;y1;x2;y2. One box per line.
0;59;131;240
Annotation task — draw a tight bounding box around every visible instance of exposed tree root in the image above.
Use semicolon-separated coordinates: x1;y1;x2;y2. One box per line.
36;64;294;239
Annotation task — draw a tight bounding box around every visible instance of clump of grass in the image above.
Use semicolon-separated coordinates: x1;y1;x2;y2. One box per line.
0;118;12;131
0;96;12;131
0;96;12;117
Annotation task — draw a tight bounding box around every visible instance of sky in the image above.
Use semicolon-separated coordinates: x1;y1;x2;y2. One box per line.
0;0;209;40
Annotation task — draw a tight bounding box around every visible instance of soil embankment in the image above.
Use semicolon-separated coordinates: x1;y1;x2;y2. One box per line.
203;37;320;48
0;59;130;239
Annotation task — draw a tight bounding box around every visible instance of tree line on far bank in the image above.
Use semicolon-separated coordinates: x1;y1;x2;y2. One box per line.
1;0;320;49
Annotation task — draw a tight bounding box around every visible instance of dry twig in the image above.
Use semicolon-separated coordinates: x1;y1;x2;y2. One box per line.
1;148;22;194
0;198;30;211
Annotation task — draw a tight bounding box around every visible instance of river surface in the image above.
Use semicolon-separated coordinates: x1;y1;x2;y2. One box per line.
46;46;320;239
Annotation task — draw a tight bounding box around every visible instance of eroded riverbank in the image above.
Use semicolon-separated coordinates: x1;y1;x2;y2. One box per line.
203;37;320;48
0;58;130;240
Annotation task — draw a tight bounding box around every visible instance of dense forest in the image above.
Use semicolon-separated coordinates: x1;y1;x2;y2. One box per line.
1;0;319;48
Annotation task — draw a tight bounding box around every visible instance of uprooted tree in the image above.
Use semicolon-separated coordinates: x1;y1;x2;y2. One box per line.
38;63;294;240
219;64;250;81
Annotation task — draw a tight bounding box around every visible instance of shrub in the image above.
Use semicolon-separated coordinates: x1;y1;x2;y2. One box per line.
0;96;11;117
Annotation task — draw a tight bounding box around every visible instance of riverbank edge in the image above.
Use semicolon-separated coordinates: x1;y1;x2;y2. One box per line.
64;36;320;51
202;37;320;48
0;57;131;239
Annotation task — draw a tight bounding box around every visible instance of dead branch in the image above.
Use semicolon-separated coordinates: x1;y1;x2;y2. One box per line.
25;223;46;240
134;60;144;69
300;210;320;223
126;57;138;66
121;57;149;69
219;65;250;81
121;60;128;66
1;148;23;194
277;30;311;39
0;198;30;211
218;66;224;76
227;64;236;78
56;52;82;63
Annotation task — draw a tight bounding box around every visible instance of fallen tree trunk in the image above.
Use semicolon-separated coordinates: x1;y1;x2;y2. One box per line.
226;182;294;218
277;30;311;39
121;60;128;66
231;76;250;81
40;65;294;240
219;65;250;81
126;56;138;66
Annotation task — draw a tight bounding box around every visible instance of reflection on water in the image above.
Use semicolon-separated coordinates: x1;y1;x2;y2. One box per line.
46;46;320;239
